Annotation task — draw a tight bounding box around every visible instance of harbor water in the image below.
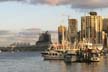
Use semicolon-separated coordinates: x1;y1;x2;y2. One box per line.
0;52;108;72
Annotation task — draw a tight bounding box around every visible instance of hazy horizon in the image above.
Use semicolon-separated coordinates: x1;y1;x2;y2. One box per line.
0;28;58;47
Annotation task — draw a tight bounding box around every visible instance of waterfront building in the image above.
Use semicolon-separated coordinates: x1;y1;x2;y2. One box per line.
58;25;67;44
106;35;108;49
10;42;31;47
103;18;108;33
81;12;103;44
77;31;82;41
102;31;107;48
103;18;108;48
68;19;78;43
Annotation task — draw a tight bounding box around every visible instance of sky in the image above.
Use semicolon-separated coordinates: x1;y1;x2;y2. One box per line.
0;0;108;31
0;0;108;46
0;2;71;31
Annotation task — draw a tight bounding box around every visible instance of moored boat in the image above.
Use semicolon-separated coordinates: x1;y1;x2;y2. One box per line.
42;50;64;60
75;42;101;62
64;50;76;63
41;44;65;60
90;53;100;62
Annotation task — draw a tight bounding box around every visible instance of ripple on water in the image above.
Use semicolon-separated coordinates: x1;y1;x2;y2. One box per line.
0;52;107;72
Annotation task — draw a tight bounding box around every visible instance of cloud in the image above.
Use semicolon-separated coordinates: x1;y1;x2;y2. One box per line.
0;0;108;9
45;0;108;9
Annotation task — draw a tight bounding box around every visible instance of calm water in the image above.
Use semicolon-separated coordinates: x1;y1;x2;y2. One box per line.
0;52;108;72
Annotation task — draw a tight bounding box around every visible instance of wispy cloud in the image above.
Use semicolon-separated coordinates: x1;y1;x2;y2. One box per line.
0;0;108;9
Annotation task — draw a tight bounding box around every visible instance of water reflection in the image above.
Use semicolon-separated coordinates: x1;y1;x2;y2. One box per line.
0;52;108;72
45;56;108;72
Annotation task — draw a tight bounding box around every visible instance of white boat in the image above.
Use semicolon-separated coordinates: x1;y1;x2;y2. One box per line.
41;25;72;60
90;54;100;62
42;50;64;60
41;44;65;60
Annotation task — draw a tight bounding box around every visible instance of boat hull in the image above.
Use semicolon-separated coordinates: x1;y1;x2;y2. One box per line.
41;50;64;60
64;55;76;62
43;55;64;60
90;57;100;62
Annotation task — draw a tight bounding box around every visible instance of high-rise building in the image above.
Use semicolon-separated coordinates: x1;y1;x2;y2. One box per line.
103;18;108;33
81;12;103;44
68;19;78;43
58;25;67;44
103;18;108;48
102;31;107;47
